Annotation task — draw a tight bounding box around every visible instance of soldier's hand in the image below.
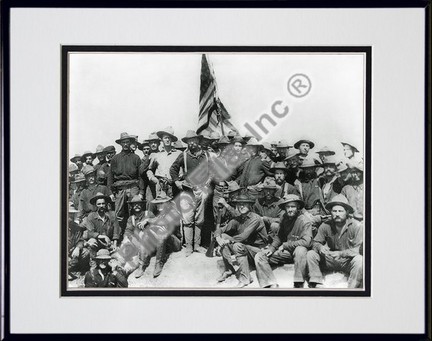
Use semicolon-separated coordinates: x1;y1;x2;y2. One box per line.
278;245;285;253
320;245;330;256
98;235;111;245
150;176;159;184
175;181;183;190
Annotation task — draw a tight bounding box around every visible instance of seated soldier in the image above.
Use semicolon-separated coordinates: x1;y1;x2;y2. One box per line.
82;192;121;264
252;177;283;240
306;194;363;288
124;194;182;279
254;195;312;288
84;249;128;288
215;193;268;288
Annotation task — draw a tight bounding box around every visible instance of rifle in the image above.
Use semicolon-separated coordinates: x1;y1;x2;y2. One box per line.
206;205;223;257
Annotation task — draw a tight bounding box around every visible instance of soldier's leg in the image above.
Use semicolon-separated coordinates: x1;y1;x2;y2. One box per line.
344;255;363;288
293;246;308;286
254;250;285;288
179;191;195;255
220;243;236;274
233;243;257;285
306;250;324;285
193;188;209;250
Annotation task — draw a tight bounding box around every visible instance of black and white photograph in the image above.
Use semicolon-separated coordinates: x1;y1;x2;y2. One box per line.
63;48;370;294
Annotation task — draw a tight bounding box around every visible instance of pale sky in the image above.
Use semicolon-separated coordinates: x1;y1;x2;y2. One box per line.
69;52;365;159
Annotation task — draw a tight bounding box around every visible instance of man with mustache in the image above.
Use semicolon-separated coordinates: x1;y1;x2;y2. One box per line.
77;165;111;225
84;249;128;288
254;194;312;288
82;192;121;263
215;194;268;288
318;156;342;205
306;194;363;288
108;132;143;234
101;145;116;175
170;130;211;256
93;145;106;173
81;150;95;167
270;162;300;198
341;162;364;221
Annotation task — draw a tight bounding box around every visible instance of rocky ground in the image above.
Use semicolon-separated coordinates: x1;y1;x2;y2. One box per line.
69;248;349;289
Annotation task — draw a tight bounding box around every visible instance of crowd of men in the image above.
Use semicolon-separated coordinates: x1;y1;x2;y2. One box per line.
68;126;364;289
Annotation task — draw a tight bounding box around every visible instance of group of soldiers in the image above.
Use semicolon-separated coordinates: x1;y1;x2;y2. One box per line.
68;126;364;289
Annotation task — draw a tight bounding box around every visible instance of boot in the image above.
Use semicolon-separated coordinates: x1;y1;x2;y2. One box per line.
193;225;202;252
153;243;166;278
134;257;150;278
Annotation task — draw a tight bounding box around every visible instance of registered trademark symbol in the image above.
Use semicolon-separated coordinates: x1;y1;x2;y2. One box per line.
287;73;312;98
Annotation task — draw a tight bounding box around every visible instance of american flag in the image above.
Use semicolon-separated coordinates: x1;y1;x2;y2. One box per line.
196;54;237;135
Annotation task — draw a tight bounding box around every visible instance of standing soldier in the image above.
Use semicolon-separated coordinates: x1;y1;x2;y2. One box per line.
147;126;181;198
170;130;211;256
316;146;335;164
93;145;106;173
238;138;273;198
270;161;300;198
294;138;315;158
341;141;363;168
275;140;291;162
70;153;83;170
101;145;116;175
81;150;95;167
108;132;143;234
341;163;364;221
147;133;161;155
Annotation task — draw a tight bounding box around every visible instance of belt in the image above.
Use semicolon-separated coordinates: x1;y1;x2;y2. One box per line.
113;180;139;189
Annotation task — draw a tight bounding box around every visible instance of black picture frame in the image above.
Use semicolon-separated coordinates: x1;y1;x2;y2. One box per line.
1;0;430;339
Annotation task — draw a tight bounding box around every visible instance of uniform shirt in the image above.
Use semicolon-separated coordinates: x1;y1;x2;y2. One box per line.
170;149;210;186
238;155;272;187
275;180;300;198
78;184;111;219
107;150;142;188
84;211;121;241
269;213;312;253
341;183;364;220
312;218;363;257
252;197;283;226
319;175;342;205
300;178;324;210
217;211;268;248
147;148;181;179
84;267;128;288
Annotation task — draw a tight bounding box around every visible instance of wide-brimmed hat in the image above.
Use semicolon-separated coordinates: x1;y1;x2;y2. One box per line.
146;133;160;143
243;134;254;143
322;155;338;166
277;140;291;149
69;163;79;173
115;132;137;144
157;126;178;142
278;194;305;209
245;137;261;146
94;249;112;260
172;140;187;150
182;130;203;143
70;154;82;163
294;139;315;149
231;194;256;204
90;192;110;205
261;177;278;190
227;130;238;139
82;165;96;176
103;145;116;153
216;136;230;146
325;194;354;213
224;181;241;194
127;194;146;205
284;148;300;161
299;157;322;168
270;141;278;147
151;193;172;205
261;142;272;153
73;173;86;183
81;151;94;162
138;140;150;151
270;162;287;172
231;135;245;145
93;145;105;156
337;162;349;173
341;141;359;153
317;146;335;155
